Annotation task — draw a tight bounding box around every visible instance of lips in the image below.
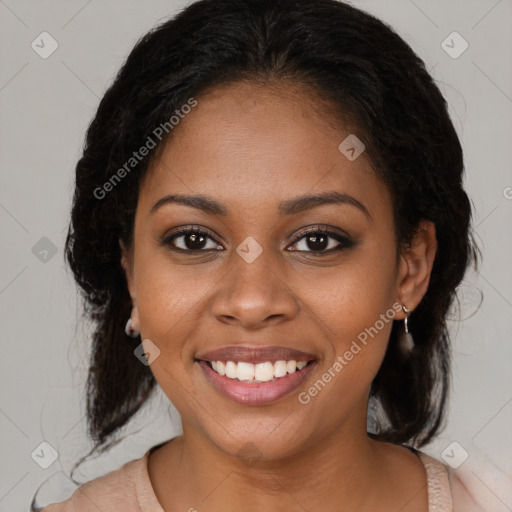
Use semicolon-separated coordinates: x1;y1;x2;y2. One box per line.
195;345;318;405
196;345;316;364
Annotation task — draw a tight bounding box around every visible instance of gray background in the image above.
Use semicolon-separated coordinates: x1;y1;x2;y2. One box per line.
0;0;511;510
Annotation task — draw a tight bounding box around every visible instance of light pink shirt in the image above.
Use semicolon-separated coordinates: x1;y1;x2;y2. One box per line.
39;449;485;511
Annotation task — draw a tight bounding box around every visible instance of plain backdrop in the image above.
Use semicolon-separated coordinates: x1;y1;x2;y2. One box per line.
0;1;511;510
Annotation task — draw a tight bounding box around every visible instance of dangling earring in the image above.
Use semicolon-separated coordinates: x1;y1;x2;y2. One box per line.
125;317;140;338
398;305;414;355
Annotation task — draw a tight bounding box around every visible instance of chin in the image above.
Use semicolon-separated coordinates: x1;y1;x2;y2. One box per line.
197;413;316;464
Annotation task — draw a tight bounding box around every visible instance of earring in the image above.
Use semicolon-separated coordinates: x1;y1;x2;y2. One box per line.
403;305;411;334
398;305;414;355
125;317;140;338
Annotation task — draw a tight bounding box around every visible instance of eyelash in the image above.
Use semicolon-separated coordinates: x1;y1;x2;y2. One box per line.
162;225;356;254
289;226;356;253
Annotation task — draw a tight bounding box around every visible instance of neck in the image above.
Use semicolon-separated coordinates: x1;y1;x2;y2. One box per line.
150;411;392;511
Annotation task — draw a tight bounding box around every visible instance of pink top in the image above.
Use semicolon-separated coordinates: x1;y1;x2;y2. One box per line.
39;448;484;512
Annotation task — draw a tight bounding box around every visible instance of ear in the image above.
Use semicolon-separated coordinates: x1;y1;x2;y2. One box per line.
119;239;139;328
395;220;437;319
119;239;136;299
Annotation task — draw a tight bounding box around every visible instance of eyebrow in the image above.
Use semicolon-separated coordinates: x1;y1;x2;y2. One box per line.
278;191;370;218
149;191;371;218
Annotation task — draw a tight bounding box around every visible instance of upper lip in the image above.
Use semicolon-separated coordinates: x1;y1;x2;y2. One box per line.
196;345;317;364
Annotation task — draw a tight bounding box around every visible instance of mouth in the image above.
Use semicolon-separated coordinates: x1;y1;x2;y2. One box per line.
195;345;318;405
204;359;312;382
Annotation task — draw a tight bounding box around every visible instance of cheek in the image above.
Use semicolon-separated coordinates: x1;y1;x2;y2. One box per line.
300;248;398;339
133;249;216;357
296;272;397;430
133;255;210;414
297;242;398;389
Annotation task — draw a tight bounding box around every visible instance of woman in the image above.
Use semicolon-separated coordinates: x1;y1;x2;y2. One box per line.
34;0;484;510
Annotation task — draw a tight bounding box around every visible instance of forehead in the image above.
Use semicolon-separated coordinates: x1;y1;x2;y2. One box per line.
139;81;389;219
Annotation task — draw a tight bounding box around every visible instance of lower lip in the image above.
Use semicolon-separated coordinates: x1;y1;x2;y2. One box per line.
198;360;317;405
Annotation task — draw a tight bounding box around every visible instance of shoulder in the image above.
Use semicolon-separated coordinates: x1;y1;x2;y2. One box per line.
416;449;510;512
39;449;163;512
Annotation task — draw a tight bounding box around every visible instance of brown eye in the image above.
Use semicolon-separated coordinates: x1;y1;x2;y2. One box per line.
288;226;356;253
162;226;223;252
301;233;330;251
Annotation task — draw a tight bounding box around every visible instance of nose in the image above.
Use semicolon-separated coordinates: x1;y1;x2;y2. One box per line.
210;244;299;330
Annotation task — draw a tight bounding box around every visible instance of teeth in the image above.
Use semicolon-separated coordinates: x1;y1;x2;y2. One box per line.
255;362;274;382
225;361;237;379
274;360;288;378
237;361;255;381
209;359;311;382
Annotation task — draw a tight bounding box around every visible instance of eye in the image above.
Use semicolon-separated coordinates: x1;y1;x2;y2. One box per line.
287;225;356;253
162;226;223;252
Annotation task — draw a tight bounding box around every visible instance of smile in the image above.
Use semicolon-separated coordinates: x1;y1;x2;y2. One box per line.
209;359;309;382
196;354;317;406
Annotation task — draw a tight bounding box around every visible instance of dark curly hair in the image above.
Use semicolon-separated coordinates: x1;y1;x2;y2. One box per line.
33;0;478;502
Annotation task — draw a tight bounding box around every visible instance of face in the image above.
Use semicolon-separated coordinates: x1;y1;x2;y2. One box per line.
121;81;435;461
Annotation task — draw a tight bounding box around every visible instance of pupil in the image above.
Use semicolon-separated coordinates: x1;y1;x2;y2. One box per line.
186;233;206;250
308;234;327;250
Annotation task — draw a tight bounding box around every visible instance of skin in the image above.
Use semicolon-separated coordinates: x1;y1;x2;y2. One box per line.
120;81;438;512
